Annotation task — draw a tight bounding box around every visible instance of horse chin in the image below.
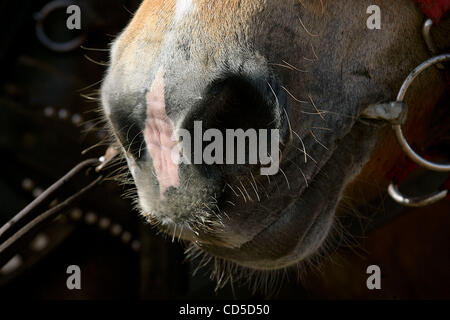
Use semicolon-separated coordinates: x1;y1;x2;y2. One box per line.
147;199;335;271
199;206;335;271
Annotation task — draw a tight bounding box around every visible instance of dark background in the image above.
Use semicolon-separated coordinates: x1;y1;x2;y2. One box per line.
0;0;207;299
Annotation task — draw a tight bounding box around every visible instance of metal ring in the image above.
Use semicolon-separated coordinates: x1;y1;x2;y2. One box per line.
422;19;438;55
394;53;450;172
422;19;445;69
388;183;448;207
34;0;86;52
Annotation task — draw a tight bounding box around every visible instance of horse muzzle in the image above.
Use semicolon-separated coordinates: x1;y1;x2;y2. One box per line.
101;57;291;241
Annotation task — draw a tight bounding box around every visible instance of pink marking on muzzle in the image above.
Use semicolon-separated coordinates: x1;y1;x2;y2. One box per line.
144;68;180;196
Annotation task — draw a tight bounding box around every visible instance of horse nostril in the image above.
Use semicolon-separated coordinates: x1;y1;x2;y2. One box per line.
181;74;288;175
204;74;285;131
107;106;146;161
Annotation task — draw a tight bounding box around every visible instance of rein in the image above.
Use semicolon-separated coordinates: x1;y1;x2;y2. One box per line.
0;146;119;269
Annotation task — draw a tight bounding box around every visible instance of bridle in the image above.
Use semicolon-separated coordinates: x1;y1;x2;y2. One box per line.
362;1;449;208
363;52;449;207
387;52;449;206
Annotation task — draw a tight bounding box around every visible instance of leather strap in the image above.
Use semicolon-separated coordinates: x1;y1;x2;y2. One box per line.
414;0;450;24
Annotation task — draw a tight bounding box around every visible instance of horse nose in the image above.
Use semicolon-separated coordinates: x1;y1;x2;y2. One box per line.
106;69;289;201
180;73;289;177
